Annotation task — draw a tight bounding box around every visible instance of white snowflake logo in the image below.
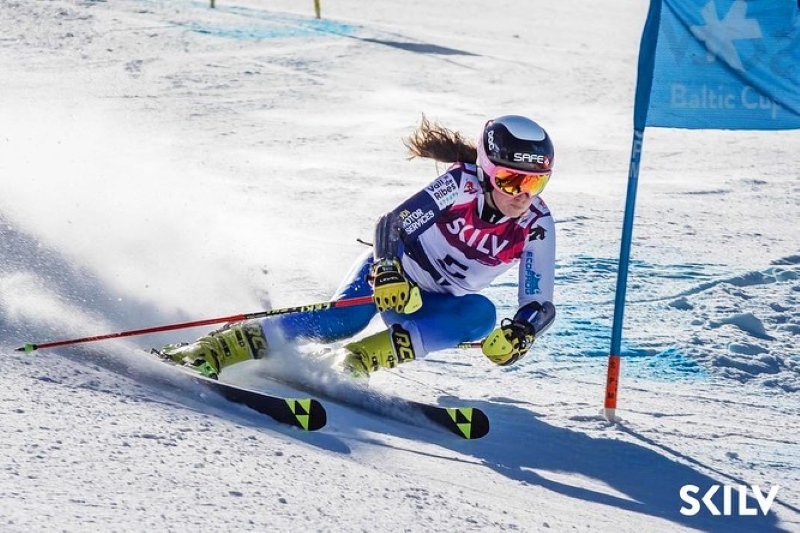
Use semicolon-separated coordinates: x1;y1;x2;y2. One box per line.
690;0;762;71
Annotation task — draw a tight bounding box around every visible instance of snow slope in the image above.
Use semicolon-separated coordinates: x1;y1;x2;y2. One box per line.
1;0;798;531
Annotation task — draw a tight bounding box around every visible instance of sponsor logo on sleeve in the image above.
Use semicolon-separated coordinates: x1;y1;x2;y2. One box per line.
425;175;459;209
400;208;435;235
524;252;541;295
529;225;547;241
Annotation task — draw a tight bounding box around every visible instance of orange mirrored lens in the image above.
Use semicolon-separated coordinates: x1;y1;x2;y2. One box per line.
493;169;551;196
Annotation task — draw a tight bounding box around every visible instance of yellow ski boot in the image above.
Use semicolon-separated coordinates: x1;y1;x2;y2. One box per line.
159;320;268;379
341;325;417;380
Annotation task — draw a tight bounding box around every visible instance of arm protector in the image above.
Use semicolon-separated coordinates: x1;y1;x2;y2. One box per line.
373;212;403;261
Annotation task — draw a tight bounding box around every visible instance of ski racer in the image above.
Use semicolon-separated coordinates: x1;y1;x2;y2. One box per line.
160;115;557;380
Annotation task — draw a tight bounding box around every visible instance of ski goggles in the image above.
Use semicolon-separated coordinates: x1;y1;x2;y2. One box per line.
478;148;552;198
488;167;551;197
481;165;551;196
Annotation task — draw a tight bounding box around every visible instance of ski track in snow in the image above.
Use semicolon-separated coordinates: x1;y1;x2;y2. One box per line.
1;0;798;531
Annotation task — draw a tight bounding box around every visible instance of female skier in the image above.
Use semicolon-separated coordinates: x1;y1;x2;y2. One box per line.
160;114;557;380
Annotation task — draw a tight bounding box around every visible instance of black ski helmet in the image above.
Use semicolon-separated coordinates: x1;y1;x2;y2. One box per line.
478;115;554;174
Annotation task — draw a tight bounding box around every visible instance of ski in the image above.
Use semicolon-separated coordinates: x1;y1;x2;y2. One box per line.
150;351;484;437
403;399;490;440
183;371;327;431
253;370;489;440
154;354;326;431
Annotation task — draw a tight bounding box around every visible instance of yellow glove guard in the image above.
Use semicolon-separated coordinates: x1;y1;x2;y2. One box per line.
481;319;535;366
371;259;422;314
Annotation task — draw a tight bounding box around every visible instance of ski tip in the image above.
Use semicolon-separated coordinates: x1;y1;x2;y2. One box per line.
418;403;491;440
286;398;327;431
451;407;490;440
306;399;327;431
15;343;37;353
467;408;490;439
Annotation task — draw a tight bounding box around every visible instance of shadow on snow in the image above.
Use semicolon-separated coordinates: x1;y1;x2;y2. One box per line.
455;399;789;533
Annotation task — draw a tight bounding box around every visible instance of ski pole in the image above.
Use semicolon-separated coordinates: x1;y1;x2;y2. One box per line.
457;341;482;349
15;295;376;353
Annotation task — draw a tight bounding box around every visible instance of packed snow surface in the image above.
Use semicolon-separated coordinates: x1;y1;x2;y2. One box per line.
1;0;797;531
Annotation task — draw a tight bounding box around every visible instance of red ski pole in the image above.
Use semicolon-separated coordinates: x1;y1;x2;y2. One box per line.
15;295;375;353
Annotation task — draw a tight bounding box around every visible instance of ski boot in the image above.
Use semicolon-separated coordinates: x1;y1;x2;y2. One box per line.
157;320;268;379
340;325;417;380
